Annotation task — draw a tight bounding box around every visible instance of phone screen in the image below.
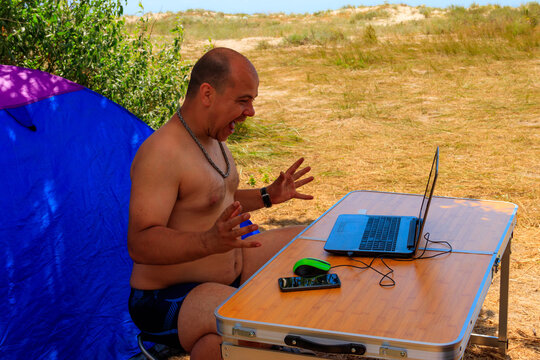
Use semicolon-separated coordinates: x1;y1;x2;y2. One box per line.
278;273;341;292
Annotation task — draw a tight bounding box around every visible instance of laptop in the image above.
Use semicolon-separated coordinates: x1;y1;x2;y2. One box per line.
324;147;439;258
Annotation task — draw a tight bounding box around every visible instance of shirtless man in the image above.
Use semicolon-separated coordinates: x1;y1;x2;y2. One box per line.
127;47;314;359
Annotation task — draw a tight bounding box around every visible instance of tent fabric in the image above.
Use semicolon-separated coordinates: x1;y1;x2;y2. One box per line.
0;65;154;359
0;65;83;110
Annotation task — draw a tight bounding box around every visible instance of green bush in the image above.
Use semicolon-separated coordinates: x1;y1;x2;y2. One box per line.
350;9;390;23
0;0;190;128
363;25;378;44
284;29;345;46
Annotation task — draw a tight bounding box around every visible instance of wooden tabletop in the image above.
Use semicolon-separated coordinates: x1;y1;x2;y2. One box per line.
300;191;516;254
216;191;517;346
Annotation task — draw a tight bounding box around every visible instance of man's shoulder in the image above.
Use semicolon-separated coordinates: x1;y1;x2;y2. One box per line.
138;122;183;157
131;123;183;174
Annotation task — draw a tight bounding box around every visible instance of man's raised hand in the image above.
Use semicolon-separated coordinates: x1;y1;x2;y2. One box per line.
267;157;314;205
202;201;261;254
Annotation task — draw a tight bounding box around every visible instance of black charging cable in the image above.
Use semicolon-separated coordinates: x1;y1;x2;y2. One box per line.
330;233;453;287
331;257;396;287
406;232;453;260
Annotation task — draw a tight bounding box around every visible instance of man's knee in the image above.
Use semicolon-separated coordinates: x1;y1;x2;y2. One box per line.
190;333;222;360
177;283;236;351
286;224;306;236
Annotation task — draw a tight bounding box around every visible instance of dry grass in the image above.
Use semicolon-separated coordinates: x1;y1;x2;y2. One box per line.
137;4;540;359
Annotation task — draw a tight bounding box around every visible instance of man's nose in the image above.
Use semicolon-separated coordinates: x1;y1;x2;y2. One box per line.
244;103;255;117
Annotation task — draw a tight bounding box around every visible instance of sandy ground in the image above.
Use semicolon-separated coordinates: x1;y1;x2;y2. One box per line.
126;5;437;54
127;5;539;360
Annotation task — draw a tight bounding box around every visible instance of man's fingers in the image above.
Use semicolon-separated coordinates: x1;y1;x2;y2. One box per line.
292;166;311;180
219;201;242;221
232;222;259;238
294;176;314;188
294;192;314;200
219;212;257;238
225;212;252;231
286;158;305;175
236;240;262;248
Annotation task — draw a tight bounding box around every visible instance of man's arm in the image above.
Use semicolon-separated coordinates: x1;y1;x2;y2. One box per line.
234;188;266;212
127;140;260;265
234;158;314;212
128;202;260;265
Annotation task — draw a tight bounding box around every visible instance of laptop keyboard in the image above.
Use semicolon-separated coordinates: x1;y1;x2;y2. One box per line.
359;216;401;252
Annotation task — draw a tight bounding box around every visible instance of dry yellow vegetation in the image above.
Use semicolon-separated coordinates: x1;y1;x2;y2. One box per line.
133;4;539;359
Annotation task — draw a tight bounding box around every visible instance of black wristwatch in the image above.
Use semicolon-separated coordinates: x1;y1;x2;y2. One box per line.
260;187;272;208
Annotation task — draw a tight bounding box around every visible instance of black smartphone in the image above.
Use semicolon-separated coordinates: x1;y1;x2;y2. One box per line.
278;273;341;292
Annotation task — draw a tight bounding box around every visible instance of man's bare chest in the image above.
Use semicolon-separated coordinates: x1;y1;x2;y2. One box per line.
178;159;240;211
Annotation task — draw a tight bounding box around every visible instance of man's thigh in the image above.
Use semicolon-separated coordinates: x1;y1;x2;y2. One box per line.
177;226;305;351
241;225;305;282
177;282;236;352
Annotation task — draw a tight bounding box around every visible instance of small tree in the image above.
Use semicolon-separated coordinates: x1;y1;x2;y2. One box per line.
363;25;378;44
0;0;190;128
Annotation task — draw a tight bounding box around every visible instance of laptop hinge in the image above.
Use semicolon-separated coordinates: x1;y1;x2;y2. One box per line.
407;220;418;249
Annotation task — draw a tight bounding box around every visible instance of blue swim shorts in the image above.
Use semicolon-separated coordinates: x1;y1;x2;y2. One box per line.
128;220;259;350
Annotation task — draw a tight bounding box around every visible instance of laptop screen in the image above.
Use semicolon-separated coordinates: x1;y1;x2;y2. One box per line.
415;148;439;244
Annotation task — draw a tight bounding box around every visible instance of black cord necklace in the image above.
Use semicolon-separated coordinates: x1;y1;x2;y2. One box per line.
176;107;230;178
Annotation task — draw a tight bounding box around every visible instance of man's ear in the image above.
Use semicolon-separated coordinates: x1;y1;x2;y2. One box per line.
199;83;214;106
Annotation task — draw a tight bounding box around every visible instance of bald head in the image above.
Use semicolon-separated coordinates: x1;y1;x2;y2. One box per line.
185;47;257;99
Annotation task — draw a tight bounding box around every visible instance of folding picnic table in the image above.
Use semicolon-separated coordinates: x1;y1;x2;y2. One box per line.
216;191;516;359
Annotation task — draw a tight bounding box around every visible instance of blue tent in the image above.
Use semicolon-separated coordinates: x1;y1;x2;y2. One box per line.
0;65;154;359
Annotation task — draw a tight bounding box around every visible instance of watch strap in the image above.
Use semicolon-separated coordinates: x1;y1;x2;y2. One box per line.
260;187;272;208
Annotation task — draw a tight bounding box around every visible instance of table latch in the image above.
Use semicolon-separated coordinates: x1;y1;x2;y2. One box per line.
493;256;501;274
380;344;408;358
232;325;256;338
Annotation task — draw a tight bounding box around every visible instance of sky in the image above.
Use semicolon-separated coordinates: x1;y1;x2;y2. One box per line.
123;0;528;15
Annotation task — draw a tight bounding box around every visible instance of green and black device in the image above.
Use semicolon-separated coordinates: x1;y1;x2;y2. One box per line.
293;257;331;277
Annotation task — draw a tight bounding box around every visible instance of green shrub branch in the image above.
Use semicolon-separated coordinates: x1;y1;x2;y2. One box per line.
0;0;190;128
